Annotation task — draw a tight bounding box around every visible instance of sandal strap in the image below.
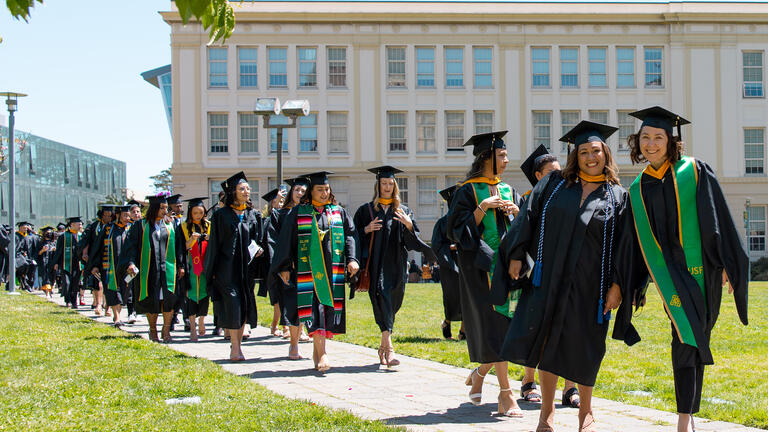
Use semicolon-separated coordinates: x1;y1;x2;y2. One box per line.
474;368;487;378
499;388;512;392
521;381;538;393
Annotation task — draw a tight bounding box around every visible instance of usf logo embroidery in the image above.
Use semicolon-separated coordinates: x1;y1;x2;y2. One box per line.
193;256;200;265
315;272;324;280
670;295;682;307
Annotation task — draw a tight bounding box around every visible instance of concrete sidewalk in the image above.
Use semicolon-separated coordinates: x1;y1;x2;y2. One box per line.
42;292;760;432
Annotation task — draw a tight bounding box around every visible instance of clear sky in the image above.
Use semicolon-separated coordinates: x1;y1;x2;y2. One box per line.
0;1;172;199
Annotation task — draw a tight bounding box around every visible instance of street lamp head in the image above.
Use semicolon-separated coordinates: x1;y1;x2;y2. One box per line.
254;97;281;116
746;197;752;206
281;99;310;117
0;92;27;113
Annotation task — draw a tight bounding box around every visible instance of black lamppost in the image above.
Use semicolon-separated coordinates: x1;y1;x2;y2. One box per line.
1;92;27;295
254;98;310;185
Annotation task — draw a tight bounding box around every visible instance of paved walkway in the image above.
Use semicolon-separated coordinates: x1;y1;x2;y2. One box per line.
41;292;760;432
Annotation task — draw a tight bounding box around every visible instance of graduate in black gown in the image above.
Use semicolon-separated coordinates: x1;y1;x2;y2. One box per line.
166;194;187;331
204;171;265;361
445;131;524;417
0;224;9;287
492;121;628;432
431;185;464;340
353;165;430;368
35;226;57;298
177;197;211;341
124;200;143;324
611;107;749;432
49;217;84;308
258;187;287;338
14;222;37;292
271;171;359;373
87;206;132;326
79;205;114;314
119;195;181;342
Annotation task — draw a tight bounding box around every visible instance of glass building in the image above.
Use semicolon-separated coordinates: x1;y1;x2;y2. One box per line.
0;126;127;228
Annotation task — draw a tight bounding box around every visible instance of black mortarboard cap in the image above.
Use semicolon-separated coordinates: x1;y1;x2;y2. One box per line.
285;176;310;187
367;165;403;179
99;203;115;212
127;199;143;209
167;194;183;205
439;185;458;204
183;197;208;209
629;106;691;138
40;225;54;231
16;221;30;227
66;216;82;225
145;194;168;205
56;222;67;229
114;205;131;214
463;131;508;175
222;171;248;193
559;121;619;152
305;171;334;186
261;188;280;203
520;144;552;187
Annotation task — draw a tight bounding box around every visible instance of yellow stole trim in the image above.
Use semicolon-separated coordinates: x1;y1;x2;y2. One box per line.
378;198;393;205
312;200;330;207
461;176;501;186
578;172;606;183
230;203;246;211
643;160;671;180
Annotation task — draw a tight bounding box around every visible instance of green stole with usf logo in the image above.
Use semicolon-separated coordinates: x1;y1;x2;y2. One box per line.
629;156;705;347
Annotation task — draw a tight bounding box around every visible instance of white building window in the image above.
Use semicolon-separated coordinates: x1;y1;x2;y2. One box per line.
446;176;463;190
327;47;347;88
745;128;765;175
328;112;348;153
238;113;258;153
473;46;493;88
388;111;407;152
588;47;607;88
446;111;465;149
560;47;579;88
332;177;350;208
588;110;609;125
617;47;635;88
533;111;552;150
532;47;550;88
644;46;663;88
416;47;435;88
387;46;406;88
299;113;318;152
743;51;764;98
268;47;288;88
418;176;438;217
445;47;464;88
474;111;494;135
749;206;766;252
238;47;257;88
617;110;636;152
416;111;436;153
208;47;227;88
561;110;581;152
298;47;317;88
397;177;409;205
208;113;228;153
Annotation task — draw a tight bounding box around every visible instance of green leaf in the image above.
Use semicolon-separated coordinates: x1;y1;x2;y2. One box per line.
174;0;194;24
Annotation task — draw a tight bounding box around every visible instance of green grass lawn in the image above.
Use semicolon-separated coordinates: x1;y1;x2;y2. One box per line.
0;293;399;432
257;282;768;429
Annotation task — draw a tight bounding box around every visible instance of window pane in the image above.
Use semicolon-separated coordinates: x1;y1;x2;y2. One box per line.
745;128;765;175
416;111;436;153
474;111;494;135
617;110;636;152
446;111;465;149
533;111;551;150
445;47;464;88
387;47;406;87
644;47;663;87
416;47;435;88
561;110;581;152
388;112;407;152
418;176;438;217
532;47;550;88
209;113;228;153
328;112;348;153
208;47;228;88
238;112;258;153
298;47;317;87
328;47;347;88
560;47;578;88
299;113;318;152
269;47;288;88
238;47;258;88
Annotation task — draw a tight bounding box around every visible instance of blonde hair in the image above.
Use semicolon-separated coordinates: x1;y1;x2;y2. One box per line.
371;178;402;211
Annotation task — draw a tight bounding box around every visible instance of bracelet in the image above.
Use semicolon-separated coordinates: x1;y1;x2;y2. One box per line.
477;205;486;215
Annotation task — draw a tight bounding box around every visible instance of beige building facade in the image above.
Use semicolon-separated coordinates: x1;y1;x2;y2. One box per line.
161;1;768;261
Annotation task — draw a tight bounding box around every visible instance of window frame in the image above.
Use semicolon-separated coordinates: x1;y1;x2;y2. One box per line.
533;110;552;150
297;46;318;89
473;46;493;89
208;46;228;89
644;46;664;88
268;46;288;89
445;46;465;89
386;46;407;88
208;112;229;154
745;127;765;175
416;46;436;89
743;50;765;98
559;47;579;89
298;112;319;153
327;111;348;153
387;111;407;153
416;110;437;153
588;46;607;88
327;46;348;89
531;47;551;89
616;46;636;88
238;112;259;154
446;111;466;150
237;46;258;89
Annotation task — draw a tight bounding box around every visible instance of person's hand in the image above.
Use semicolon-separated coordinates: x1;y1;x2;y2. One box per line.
255;247;264;258
502;201;519;217
53;264;58;271
365;217;382;234
723;269;734;294
178;267;185;279
91;267;100;277
279;271;290;285
604;283;622;315
128;264;139;277
508;259;522;280
393;208;413;232
191;232;201;241
82;252;88;261
449;244;457;251
480;196;504;211
41;245;49;252
347;261;360;276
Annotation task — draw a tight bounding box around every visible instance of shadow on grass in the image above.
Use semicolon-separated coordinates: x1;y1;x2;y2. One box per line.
393;336;446;344
85;334;142;341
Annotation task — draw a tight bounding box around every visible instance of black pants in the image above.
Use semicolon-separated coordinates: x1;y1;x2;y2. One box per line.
671;326;706;414
61;271;81;306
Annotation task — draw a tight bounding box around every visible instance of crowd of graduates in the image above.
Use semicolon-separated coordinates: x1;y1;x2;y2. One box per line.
2;105;750;432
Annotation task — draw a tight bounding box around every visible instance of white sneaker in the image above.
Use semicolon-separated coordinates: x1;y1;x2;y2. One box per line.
127;313;137;324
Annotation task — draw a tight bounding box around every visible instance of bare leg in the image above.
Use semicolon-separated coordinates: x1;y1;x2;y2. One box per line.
677;414;694;432
537;370;558;431
147;313;159;341
577;384;595;431
288;325;302;359
161;311;173;342
197;316;206;336
229;324;245;360
313;332;330;372
270;304;280;335
468;363;494;402
189;315;198;341
495;362;523;416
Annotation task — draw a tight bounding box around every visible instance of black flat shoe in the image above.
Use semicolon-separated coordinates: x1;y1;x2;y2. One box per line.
458;330;466;341
562;387;580;408
441;320;452;339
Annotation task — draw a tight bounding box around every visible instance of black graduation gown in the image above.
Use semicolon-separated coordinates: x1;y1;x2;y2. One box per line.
0;226;8;284
87;224;131;307
203;207;263;329
445;183;516;364
258;208;285;306
431;215;462;322
491;171;629;386
118;221;180;314
49;231;82;303
35;237;57;285
176;222;211;317
14;232;37;287
270;205;359;335
612;159;749;366
353;202;427;333
79;221;106;290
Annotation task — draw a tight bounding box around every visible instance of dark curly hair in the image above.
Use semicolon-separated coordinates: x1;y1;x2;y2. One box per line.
464;150;494;181
627;127;685;165
224;181;254;210
301;184;337;205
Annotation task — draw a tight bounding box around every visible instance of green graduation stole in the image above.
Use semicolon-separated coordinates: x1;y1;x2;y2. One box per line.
63;231;82;273
296;204;345;324
181;223;209;302
629;156;705;347
138;220;177;302
468;180;518;318
106;226;118;292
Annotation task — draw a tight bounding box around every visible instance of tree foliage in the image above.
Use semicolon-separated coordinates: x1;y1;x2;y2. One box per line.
149;168;173;193
5;0;43;22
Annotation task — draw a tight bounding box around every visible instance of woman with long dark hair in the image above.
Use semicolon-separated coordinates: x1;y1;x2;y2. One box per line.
271;171;359;372
36;226;57;299
179;197;211;341
353;165;430;368
204;171;264;361
87;206;132;326
493;121;629;431
119;195;181;342
612;107;748;432
445;131;523;418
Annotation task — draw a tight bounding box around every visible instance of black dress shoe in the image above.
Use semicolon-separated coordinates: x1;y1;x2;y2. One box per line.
441;320;452;339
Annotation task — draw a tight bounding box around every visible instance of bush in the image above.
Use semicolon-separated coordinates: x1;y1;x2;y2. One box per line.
752;257;768;281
